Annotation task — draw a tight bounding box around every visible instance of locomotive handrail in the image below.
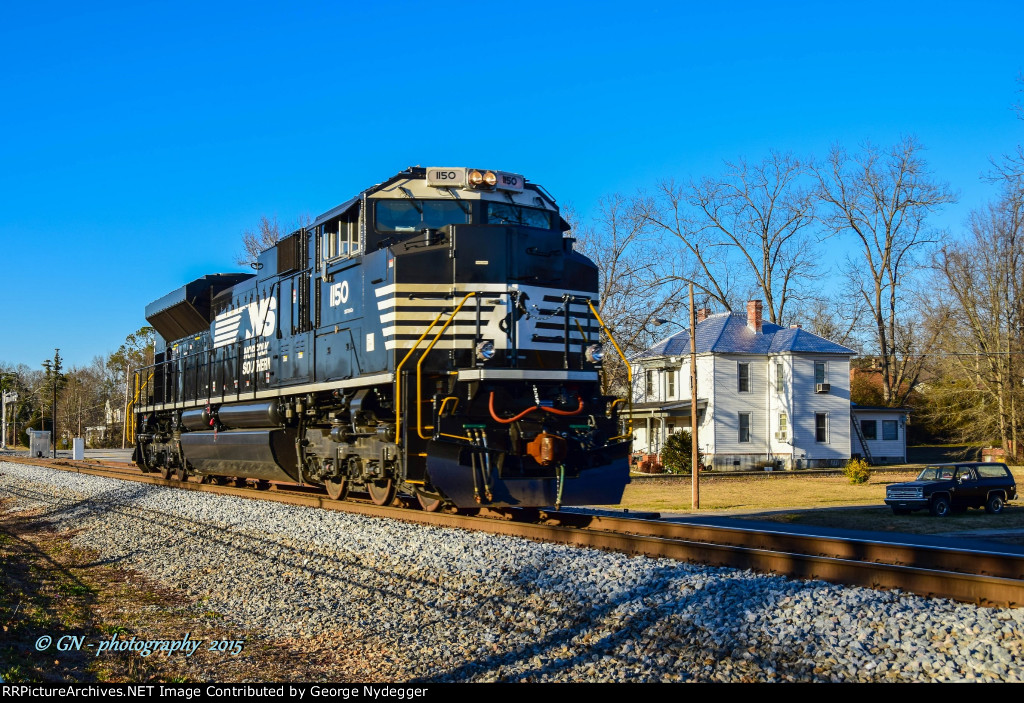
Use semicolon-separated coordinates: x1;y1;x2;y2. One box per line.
415;294;479;441
393;292;476;444
133;338;251;411
127;370;154;442
586;301;633;441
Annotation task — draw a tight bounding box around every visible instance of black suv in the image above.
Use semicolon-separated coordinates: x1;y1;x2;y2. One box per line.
884;463;1017;517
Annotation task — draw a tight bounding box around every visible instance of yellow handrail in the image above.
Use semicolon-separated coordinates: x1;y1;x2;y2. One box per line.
416;295;477;440
126;371;154;442
394;293;475;443
587;302;633;440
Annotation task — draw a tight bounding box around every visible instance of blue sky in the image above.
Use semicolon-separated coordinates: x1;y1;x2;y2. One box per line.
1;0;1022;370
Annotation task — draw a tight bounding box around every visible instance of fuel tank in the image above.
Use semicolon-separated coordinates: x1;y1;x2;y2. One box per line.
179;429;299;482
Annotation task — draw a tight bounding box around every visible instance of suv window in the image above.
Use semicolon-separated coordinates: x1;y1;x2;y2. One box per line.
955;467;976;482
977;464;1011;478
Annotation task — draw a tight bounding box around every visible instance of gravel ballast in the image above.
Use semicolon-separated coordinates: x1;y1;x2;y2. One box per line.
2;461;1023;682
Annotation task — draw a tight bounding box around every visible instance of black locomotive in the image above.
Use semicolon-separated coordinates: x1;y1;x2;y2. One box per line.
132;166;631;510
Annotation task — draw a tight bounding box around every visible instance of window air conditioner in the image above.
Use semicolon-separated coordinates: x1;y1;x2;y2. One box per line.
774;431;787;441
815;383;830;393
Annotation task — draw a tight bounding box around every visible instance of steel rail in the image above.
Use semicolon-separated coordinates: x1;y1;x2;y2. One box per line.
3;456;1022;607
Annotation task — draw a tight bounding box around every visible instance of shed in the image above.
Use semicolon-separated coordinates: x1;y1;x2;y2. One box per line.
850;405;909;464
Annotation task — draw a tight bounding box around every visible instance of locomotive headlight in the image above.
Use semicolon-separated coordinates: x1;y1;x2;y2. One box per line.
476;340;495;361
585;344;605;363
468;170;498;189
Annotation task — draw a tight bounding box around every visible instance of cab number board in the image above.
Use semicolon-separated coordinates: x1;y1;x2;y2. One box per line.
427;168;466;187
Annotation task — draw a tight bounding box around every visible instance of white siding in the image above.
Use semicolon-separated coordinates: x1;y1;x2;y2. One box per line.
712;355;762;449
790;355;851;465
768;356;794;462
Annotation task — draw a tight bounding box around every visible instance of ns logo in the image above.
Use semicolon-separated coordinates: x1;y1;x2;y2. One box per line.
212;297;278;349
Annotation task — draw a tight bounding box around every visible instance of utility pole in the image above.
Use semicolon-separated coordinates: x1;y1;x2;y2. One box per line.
42;359;53;457
122;364;131;450
690;284;699;510
42;349;62;458
1;389;16;450
1;372;14;450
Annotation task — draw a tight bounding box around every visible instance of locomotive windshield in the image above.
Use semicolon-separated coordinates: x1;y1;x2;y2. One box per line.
485;202;553;229
375;199;470;232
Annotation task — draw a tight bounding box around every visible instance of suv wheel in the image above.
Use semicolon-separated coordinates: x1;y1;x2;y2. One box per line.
930;496;950;517
985;494;1005;515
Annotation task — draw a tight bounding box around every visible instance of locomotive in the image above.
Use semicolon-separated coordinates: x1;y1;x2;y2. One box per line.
132;166;631;511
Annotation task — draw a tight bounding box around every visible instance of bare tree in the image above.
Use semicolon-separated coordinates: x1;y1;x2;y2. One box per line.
640;180;734;310
572;195;685;394
932;182;1024;456
642;152;819;323
236;215;283;267
795;295;865;349
814;138;956;405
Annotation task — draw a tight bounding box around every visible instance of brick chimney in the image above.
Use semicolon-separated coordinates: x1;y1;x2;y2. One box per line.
747;300;763;334
696;307;711;323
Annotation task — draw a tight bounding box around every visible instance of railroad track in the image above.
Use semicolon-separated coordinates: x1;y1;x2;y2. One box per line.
3;455;1023;608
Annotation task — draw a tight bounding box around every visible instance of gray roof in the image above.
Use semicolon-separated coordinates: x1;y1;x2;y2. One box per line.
634;312;855;360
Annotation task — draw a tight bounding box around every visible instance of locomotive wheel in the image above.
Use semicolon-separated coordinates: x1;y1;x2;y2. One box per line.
416;491;444;513
367;479;396;506
325;478;349;501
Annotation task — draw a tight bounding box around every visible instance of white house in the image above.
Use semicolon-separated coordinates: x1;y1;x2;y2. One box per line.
628;301;856;471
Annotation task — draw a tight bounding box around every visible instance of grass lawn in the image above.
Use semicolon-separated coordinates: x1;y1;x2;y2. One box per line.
614;471;903;513
612;468;1024;539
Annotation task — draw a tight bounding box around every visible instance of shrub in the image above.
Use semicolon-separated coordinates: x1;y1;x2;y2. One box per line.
844;458;871;484
660;430;704;474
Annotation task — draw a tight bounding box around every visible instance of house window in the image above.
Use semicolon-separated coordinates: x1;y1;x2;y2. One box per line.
667;371;676;398
814;361;827;385
776;362;784;393
815;413;828;443
883;420;898;441
779;413;788;434
738;363;750;393
646;370;654;398
739;413;751;443
861;420;877;440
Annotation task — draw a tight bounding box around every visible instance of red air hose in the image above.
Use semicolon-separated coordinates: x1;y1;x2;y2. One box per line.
541;397;585;416
489;392;537;424
488;392;584;423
